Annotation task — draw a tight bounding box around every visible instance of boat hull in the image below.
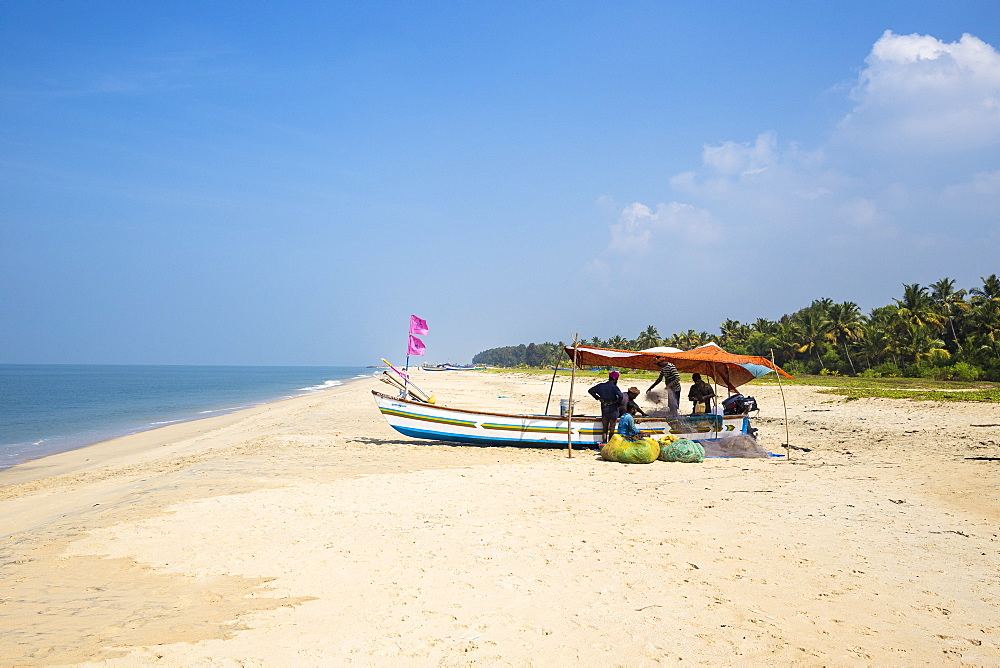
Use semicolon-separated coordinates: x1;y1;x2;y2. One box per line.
372;391;750;447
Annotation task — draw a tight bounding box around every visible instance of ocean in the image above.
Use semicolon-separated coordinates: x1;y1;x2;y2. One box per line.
0;364;374;471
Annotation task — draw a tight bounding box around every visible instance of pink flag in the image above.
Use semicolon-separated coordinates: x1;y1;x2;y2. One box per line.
407;335;426;356
409;315;429;336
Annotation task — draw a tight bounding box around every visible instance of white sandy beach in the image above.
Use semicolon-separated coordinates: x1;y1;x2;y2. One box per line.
1;369;998;666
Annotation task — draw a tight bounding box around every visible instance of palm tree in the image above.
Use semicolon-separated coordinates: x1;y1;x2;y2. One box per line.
768;321;801;365
695;331;716;347
827;301;862;374
900;322;945;363
874;304;907;367
970;274;1000;303
636;325;661;350
895;283;946;333
930;277;968;349
720;319;741;339
719;319;752;348
856;321;892;370
676;330;700;349
968;275;1000;360
969;288;1000;358
808;298;834;315
606;335;629;350
796;310;833;369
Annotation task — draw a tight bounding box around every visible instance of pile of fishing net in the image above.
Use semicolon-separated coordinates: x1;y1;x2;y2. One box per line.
601;433;705;464
600;434;660;464
657;434;705;463
600;432;770;463
700;434;771;458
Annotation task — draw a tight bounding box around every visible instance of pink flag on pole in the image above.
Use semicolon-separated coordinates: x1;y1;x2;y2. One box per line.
409;315;429;336
407;335;426;356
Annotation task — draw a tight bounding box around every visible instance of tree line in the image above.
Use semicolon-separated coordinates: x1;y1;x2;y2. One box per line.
471;275;1000;381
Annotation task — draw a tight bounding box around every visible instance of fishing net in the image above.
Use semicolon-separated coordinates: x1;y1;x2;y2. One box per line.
658;436;705;463
601;434;659;464
666;414;723;434
700;434;771;458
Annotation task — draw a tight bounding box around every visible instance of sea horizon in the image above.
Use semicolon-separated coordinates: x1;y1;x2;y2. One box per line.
0;364;374;471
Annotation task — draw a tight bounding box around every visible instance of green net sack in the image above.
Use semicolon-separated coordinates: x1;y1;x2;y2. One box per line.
658;437;705;463
601;434;659;464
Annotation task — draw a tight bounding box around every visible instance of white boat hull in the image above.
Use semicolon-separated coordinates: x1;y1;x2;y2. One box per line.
372;391;751;447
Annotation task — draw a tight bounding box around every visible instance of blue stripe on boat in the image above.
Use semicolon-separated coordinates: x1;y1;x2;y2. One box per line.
389;424;594;447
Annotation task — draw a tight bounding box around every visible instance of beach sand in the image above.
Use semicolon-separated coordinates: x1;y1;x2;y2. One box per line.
1;369;998;665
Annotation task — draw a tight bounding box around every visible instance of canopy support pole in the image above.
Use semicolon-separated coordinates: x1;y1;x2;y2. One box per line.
772;349;791;460
567;334;578;458
544;363;559;415
707;363;719;438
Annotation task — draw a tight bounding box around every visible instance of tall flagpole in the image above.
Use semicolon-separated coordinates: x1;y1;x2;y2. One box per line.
403;352;410;398
403;317;412;399
404;315;429;401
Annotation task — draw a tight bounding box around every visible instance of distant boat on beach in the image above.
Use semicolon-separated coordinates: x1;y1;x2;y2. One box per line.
422;363;485;371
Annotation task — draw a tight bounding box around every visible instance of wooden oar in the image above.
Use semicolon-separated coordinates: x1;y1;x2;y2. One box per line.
377;374;430;402
381;359;436;404
381;368;430;402
378;371;429;402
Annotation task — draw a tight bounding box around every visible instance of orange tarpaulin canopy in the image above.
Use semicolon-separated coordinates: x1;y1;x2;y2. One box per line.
564;343;793;392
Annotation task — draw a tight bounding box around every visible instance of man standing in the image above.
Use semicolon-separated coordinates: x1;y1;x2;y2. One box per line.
588;371;624;444
647;359;681;416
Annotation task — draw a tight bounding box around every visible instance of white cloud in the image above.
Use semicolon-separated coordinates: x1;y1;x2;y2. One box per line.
665;131;850;234
608;201;722;254
702;131;778;177
837;30;1000;153
945;168;1000;196
941;169;1000;217
595;30;999;292
839;197;883;229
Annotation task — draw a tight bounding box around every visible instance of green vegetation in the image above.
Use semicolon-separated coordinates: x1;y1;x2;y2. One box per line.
483;368;1000;402
473;274;1000;385
755;373;1000;402
819;386;1000;402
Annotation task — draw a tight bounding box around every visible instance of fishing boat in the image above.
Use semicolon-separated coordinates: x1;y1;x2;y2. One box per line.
372;390;753;447
373;342;792;449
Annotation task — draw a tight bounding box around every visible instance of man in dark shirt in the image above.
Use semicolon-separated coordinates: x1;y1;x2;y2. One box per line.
588;370;624;444
688;373;717;413
647;359;681;416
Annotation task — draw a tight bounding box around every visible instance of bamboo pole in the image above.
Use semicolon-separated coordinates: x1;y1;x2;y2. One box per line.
711;362;720;438
567;334;578;458
544;364;559;415
771;349;791;460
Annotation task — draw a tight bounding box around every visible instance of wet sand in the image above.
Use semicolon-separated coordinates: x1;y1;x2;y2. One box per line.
1;369;998;665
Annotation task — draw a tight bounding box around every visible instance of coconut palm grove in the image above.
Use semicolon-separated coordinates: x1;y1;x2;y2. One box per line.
472;275;1000;381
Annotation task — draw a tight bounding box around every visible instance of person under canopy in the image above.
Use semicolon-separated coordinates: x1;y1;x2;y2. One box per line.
688;373;717;414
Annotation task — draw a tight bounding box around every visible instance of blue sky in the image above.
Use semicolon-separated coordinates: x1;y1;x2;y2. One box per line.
2;2;999;365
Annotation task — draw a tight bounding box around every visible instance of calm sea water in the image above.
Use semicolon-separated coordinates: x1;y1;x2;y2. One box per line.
0;365;373;470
